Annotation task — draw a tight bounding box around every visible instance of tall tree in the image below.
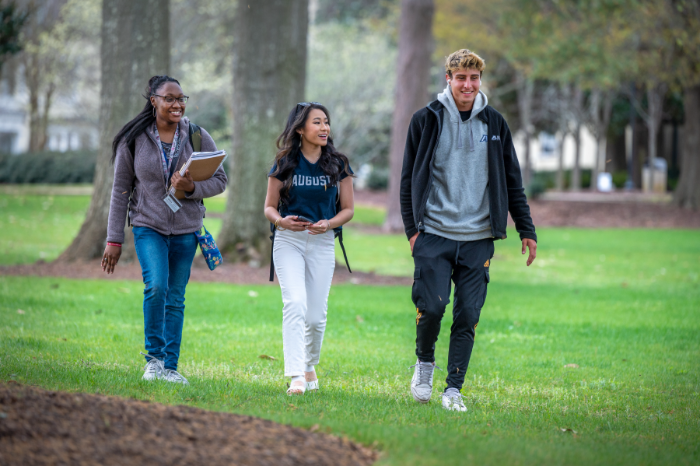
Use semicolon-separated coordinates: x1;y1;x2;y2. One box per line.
675;85;700;208
60;0;169;261
587;88;614;190
669;0;700;209
384;0;434;233
217;0;308;264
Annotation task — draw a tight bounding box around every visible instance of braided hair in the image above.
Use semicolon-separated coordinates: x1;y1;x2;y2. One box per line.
110;75;181;164
271;103;353;203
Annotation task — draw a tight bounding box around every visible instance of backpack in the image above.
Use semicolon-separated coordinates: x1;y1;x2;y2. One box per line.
126;122;202;226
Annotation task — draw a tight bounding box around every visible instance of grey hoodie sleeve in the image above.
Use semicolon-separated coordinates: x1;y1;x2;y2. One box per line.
106;141;136;244
184;127;228;200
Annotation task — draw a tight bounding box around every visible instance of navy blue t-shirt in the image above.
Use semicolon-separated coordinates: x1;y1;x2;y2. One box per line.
269;153;353;226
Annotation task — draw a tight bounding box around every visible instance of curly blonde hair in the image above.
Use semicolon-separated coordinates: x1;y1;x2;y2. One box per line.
445;49;485;77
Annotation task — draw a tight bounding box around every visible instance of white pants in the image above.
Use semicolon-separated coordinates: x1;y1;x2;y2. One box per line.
273;228;336;377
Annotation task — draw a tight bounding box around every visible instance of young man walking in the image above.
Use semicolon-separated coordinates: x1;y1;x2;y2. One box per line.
401;49;537;411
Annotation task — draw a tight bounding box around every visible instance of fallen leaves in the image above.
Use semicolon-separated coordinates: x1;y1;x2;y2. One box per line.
258;355;276;360
356;315;364;323
309;424;320;432
17;309;25;314
564;364;579;368
560;427;578;437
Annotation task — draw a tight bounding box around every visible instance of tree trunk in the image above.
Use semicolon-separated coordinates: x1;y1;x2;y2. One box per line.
555;83;571;191
570;86;584;192
383;0;434;233
590;90;613;191
516;74;534;188
674;84;700;209
645;83;666;192
26;55;42;152
60;0;169;262
571;123;582;191
217;0;309;264
555;131;567;190
589;89;601;189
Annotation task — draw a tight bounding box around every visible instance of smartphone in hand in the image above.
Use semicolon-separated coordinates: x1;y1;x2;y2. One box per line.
294;215;314;223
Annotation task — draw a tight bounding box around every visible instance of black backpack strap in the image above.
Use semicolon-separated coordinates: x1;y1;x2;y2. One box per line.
269;227;276;281
336;230;351;273
188;122;201;152
187;122;205;216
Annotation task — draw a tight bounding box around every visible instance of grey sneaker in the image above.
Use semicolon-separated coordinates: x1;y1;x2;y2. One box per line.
141;352;164;381
410;359;437;403
441;388;467;412
163;369;189;385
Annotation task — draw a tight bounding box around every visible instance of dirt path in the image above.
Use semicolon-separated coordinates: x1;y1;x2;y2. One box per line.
0;258;414;286
355;189;700;229
0;382;376;466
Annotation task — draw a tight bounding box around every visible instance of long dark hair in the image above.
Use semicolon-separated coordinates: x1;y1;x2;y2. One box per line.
111;75;181;164
271;102;353;203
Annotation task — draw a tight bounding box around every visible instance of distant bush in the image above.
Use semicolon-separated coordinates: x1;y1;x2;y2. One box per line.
0;150;97;184
366;166;389;191
611;171;628;188
530;169;593;191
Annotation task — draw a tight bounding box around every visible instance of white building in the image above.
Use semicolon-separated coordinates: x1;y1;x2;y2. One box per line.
0;62;98;155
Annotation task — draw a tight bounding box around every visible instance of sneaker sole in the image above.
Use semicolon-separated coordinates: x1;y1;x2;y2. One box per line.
411;389;432;404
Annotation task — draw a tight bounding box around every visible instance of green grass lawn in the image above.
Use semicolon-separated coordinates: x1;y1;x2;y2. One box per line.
1;188;699;465
0;191;379;265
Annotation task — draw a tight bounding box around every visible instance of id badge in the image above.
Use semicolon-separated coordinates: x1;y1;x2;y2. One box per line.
163;192;182;212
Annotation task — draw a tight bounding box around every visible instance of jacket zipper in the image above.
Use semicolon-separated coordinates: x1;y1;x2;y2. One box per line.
146;126;184;236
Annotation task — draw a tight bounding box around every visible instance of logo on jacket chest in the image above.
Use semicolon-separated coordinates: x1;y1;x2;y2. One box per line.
479;135;501;142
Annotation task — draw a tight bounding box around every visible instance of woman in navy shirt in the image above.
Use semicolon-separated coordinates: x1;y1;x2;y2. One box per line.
264;102;354;395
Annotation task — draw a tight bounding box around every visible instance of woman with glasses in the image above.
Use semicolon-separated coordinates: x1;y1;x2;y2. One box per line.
264;102;354;395
102;75;227;384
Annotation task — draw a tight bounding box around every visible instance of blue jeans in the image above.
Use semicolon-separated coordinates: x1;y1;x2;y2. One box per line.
133;226;198;370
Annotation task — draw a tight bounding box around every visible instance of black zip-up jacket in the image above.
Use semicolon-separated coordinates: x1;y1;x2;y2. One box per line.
400;99;537;243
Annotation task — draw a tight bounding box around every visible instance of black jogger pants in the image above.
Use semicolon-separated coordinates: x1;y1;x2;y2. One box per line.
412;232;494;391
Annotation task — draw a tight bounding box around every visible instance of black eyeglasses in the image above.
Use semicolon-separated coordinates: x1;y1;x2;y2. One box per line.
153;94;189;104
297;101;321;107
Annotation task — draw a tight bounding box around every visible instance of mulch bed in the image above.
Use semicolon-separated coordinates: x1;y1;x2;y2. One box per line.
0;382;377;466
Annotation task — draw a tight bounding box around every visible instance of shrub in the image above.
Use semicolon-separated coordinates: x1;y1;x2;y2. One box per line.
366;166;389;191
0;150;98;184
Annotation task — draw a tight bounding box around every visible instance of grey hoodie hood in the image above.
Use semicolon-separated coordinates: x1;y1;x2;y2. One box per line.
437;85;488;151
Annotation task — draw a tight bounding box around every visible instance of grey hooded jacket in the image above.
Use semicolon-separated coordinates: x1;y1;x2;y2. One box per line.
106;117;227;244
423;85;492;241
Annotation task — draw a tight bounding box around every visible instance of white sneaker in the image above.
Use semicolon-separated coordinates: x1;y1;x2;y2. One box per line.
163;369;189;385
141;352;164;381
410;359;437;403
441;388;467;412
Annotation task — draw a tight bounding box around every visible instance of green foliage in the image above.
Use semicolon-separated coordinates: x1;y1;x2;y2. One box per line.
366;166;389;190
1;227;699;465
0;2;28;68
306;21;396;168
611;170;629;189
0;151;97;184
